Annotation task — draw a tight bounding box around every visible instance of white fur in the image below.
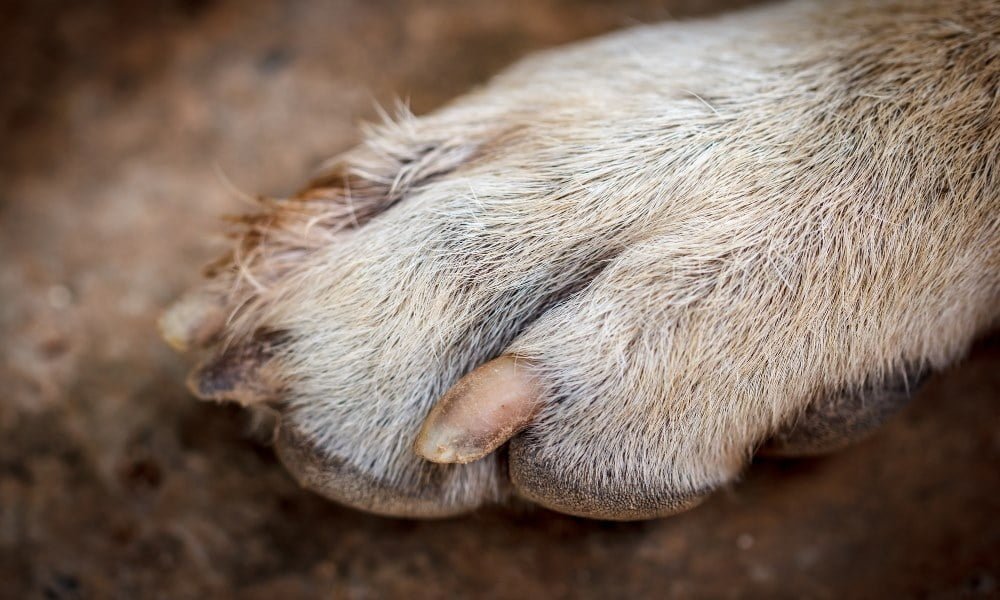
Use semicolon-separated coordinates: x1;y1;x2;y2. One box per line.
167;0;1000;517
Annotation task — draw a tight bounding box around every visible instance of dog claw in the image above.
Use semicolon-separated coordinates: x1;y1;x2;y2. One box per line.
159;289;227;352
415;356;543;464
186;332;285;407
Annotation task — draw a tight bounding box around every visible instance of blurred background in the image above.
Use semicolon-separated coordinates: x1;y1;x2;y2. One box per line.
1;0;997;597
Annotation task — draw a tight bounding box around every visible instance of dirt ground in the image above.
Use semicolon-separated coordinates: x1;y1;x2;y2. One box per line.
1;0;998;598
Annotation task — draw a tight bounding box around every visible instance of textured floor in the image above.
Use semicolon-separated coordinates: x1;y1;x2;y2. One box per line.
1;0;997;597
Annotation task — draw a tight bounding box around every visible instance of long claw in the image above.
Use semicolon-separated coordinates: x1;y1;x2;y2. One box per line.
414;356;543;464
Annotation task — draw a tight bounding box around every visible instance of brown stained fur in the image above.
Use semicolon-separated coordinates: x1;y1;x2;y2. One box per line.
168;115;490;351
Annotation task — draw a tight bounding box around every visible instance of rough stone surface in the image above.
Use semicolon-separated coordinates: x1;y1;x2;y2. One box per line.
2;1;997;597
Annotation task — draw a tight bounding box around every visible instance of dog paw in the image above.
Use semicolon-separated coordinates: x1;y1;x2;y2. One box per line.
162;0;998;519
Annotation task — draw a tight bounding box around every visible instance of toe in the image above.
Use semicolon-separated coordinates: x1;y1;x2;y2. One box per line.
762;367;929;457
508;439;709;520
275;418;504;518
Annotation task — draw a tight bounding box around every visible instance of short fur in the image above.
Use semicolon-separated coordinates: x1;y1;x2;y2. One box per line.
163;0;1000;518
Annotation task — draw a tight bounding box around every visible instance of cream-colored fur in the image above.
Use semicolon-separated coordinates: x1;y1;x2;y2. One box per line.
163;0;999;519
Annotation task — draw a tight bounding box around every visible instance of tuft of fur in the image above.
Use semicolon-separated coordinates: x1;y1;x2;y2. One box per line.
169;0;999;518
